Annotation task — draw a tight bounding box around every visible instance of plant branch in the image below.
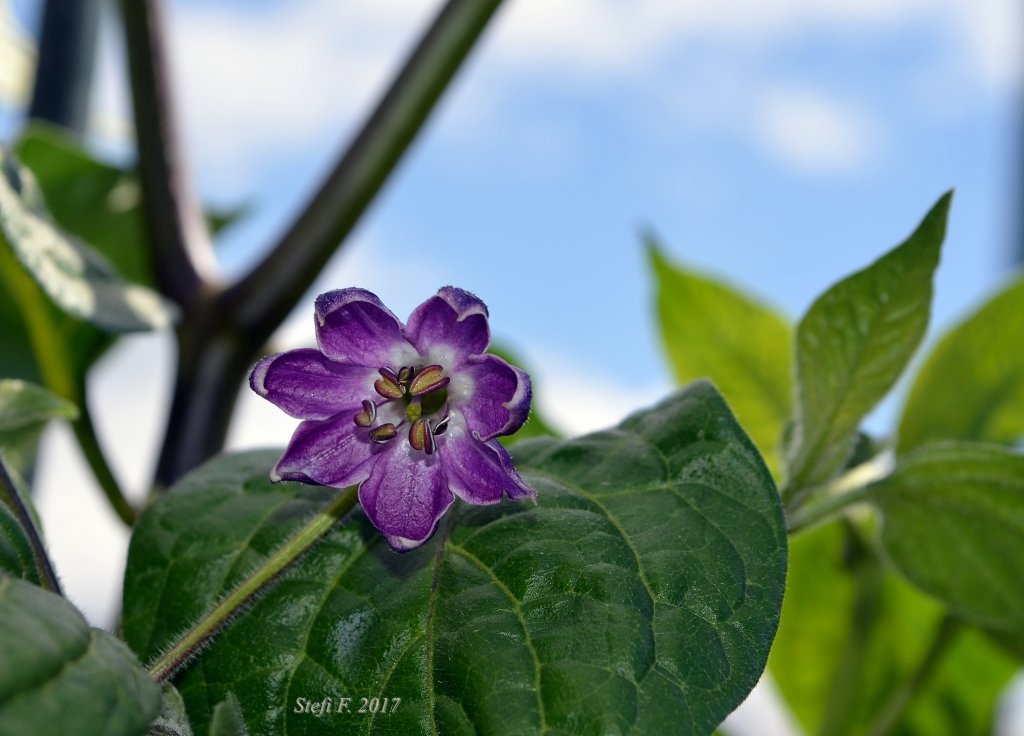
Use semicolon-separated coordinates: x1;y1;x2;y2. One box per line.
866;614;961;736
119;0;214;306
786;453;891;533
221;0;504;336
147;486;359;683
0;453;63;595
71;387;138;526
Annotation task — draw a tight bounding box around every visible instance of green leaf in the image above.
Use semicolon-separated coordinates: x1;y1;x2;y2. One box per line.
0;576;161;736
770;522;1017;734
648;241;792;474
867;442;1024;640
897;272;1024;454
208;694;247;736
487;342;559;445
0;498;38;583
786;193;951;493
124;381;786;735
147;685;194;736
0;145;176;333
0;379;78;473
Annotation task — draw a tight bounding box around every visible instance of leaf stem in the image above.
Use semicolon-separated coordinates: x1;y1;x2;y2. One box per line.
786;454;891;534
71;389;138;526
221;0;505;335
119;0;214;305
0;452;63;595
865;614;961;736
146;485;359;683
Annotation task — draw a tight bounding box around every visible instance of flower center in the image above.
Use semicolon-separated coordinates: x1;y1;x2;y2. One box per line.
353;364;452;455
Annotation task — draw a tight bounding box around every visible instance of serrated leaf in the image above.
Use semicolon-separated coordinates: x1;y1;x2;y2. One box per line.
786;193;951;493
867;442;1024;640
770;522;1017;735
0;576;161;736
124;381;786;735
897;272;1024;454
0;145;176;333
649;241;792;474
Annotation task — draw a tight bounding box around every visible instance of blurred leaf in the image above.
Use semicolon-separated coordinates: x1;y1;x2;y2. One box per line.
0;145;176;333
487;342;559;445
898;272;1024;454
0;378;78;473
868;442;1024;641
124;382;786;735
146;685;194;736
0;576;161;736
770;522;1017;735
786;193;951;492
648;240;792;474
0;497;37;583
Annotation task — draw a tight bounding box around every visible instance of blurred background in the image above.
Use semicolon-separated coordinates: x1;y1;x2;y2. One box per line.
1;1;1021;733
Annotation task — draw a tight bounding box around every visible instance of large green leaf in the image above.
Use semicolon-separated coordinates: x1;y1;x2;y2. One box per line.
897;273;1024;454
867;442;1024;641
0;576;161;735
0;145;175;333
124;381;786;735
0;378;78;473
649;242;792;473
785;193;950;493
770;522;1017;735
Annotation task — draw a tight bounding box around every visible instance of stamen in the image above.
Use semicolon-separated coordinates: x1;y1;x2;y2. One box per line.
397;366;412;385
432;411;450;436
409;365;450;397
408;418;435;454
353;399;376;427
369;423;398;443
374;368;405;400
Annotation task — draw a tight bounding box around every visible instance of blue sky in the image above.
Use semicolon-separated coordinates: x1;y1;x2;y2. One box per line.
1;0;1022;680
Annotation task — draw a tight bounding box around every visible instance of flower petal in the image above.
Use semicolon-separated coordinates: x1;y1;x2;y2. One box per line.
454;353;531;441
250;349;377;420
405;286;490;363
272;415;379;487
315;288;416;367
358;443;453;551
443;431;535;505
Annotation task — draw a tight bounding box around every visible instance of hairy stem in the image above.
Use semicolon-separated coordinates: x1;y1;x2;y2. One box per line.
71;388;138;525
221;0;505;334
147;485;359;683
119;0;214;305
865;615;961;736
0;453;63;595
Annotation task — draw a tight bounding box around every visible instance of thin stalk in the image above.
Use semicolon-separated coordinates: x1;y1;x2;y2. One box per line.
119;0;214;305
0;453;63;595
147;486;359;683
222;0;505;335
786;453;891;534
817;526;885;736
865;615;962;736
71;390;138;525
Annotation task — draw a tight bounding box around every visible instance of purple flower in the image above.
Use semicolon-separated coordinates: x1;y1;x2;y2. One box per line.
250;287;535;551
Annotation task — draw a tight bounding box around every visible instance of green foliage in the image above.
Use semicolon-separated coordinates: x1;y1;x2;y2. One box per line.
208;694;248;736
786;193;951;492
0;576;161;736
898;272;1024;453
0;498;38;583
0;378;78;472
123;382;786;735
0;144;175;333
648;241;792;475
769;523;1017;735
488;342;559;444
867;442;1024;641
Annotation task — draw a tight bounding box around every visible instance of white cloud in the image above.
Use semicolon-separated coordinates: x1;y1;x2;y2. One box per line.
755;87;881;173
